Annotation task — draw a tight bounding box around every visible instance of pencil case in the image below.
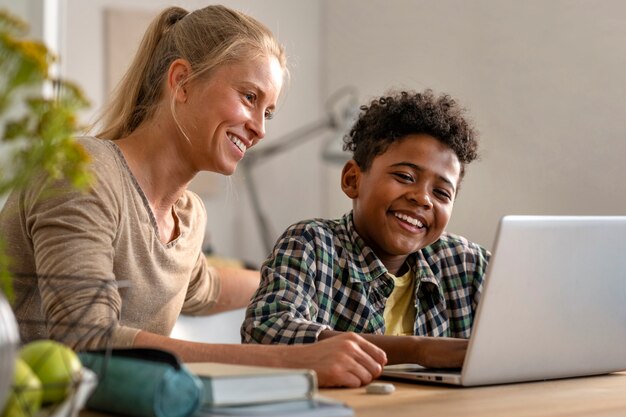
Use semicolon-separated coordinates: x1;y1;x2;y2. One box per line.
78;348;203;417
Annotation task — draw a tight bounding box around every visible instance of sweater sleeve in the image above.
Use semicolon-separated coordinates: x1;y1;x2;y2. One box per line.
22;151;139;350
180;253;221;315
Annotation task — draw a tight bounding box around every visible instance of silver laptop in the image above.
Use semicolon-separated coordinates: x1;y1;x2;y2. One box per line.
382;215;626;386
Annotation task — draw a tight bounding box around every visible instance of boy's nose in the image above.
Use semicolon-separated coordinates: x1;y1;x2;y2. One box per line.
408;189;433;209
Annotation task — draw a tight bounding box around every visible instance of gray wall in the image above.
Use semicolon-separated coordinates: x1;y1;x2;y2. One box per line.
323;0;626;249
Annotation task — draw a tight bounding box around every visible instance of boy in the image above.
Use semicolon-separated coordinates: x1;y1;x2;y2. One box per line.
242;90;490;368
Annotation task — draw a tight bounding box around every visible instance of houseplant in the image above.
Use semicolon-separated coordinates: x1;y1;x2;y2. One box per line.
1;8;92;412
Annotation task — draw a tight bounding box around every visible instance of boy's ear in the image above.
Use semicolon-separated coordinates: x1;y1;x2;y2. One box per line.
341;160;361;199
168;58;191;103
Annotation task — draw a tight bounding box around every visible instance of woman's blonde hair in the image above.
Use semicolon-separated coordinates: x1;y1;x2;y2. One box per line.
94;5;287;140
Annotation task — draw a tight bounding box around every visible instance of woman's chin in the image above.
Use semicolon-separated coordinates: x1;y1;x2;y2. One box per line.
217;163;237;176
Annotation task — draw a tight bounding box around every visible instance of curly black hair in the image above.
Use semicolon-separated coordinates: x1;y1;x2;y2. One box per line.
343;89;479;179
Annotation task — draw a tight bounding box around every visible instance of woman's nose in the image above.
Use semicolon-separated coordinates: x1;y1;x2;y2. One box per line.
247;110;266;141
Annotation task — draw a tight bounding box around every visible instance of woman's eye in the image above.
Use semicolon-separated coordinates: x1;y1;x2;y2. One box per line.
264;109;274;120
244;92;257;103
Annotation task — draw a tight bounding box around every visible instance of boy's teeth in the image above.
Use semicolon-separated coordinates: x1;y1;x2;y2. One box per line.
394;212;424;228
228;134;246;153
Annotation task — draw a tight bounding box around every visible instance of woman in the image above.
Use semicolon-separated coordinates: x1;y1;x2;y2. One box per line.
0;5;385;388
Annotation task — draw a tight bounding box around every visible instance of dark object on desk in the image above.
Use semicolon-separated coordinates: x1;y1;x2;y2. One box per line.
185;362;317;408
79;348;203;417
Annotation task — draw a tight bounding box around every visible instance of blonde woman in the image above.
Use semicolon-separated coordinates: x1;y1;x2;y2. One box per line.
0;5;386;388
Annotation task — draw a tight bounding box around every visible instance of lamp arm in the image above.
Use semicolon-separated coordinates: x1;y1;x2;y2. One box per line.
239;86;359;258
239;162;276;256
239;116;335;256
243;116;334;167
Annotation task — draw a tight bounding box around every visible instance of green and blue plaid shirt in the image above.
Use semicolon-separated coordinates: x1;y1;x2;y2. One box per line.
241;212;490;344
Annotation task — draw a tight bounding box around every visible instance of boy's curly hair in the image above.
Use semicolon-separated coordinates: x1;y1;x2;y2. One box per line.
343;89;479;179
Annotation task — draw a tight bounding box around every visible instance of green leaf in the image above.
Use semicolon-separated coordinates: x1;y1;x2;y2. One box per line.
0;10;94;293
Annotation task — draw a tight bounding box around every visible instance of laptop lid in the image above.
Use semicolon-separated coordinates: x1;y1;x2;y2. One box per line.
383;215;626;386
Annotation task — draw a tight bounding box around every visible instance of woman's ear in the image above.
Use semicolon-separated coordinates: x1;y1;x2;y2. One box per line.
341;160;361;199
168;59;191;103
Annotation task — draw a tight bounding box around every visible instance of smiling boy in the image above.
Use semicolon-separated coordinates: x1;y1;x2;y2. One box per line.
242;90;490;368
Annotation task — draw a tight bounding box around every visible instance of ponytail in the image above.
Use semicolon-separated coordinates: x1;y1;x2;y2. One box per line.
94;7;187;140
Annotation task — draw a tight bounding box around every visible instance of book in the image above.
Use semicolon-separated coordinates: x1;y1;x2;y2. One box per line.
185;362;317;407
198;396;354;417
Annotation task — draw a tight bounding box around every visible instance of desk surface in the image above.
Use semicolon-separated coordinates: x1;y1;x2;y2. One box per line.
78;372;626;417
321;372;626;417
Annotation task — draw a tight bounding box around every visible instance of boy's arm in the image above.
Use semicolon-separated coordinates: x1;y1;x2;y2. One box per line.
319;330;467;368
241;230;331;344
472;246;492;313
340;239;489;368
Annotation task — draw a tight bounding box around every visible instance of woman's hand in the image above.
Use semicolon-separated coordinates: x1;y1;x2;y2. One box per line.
288;332;388;388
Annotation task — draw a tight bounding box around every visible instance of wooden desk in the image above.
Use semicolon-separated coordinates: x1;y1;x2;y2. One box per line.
321;372;626;417
78;372;626;417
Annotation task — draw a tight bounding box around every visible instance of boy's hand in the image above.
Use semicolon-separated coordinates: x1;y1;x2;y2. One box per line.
414;336;468;368
291;332;388;388
319;330;468;369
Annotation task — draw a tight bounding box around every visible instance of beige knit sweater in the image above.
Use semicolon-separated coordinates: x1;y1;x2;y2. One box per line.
0;137;220;350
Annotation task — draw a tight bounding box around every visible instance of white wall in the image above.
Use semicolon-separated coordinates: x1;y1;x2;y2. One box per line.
323;0;626;249
0;0;43;209
0;0;41;32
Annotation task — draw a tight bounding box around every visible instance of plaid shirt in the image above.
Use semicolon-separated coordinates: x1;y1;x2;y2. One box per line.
241;212;490;344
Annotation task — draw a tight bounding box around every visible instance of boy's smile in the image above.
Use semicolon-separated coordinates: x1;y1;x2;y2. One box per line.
342;134;461;274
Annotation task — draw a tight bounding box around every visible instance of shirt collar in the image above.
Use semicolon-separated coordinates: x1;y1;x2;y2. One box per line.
340;211;443;287
340;211;390;283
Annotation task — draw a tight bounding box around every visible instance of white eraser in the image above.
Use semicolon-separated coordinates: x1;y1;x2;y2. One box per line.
366;382;395;395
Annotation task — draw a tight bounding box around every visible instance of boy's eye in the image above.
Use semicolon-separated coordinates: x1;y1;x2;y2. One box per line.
435;189;452;201
393;172;414;182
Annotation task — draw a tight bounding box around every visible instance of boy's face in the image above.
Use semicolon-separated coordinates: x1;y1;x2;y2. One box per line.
342;134;461;273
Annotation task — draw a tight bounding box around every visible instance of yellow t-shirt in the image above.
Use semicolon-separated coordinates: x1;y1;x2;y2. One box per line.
383;268;417;336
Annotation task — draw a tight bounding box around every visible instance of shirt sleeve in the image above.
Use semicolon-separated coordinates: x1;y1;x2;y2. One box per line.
241;230;331;344
471;245;491;313
22;157;138;350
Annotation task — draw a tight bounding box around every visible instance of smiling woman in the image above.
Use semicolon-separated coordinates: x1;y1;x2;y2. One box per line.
172;57;284;175
0;4;389;389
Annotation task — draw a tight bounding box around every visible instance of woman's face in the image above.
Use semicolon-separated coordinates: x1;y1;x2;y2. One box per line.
178;55;284;175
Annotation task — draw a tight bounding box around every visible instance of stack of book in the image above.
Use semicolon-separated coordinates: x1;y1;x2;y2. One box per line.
185;362;353;417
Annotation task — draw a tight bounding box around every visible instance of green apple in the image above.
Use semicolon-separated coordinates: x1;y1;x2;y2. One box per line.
19;340;82;404
1;358;43;417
